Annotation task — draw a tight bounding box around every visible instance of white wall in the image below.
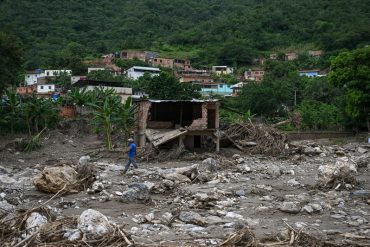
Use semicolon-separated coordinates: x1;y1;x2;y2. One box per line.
43;70;72;76
25;73;42;85
37;84;55;93
126;67;160;80
88;68;105;73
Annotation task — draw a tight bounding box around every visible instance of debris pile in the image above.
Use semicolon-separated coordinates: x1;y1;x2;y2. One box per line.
221;123;288;155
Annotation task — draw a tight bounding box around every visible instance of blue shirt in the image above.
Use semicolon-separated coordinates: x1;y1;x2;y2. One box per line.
128;143;136;158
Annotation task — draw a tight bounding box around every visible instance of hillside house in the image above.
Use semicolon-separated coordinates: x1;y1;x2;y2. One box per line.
44;70;72;77
285;52;297;61
71;76;87;84
73;80;132;102
37;84;55;94
212;66;234;75
120;50;158;62
152;57;174;69
308;50;324;57
88;68;105;73
126;66;160;80
177;70;213;84
244;69;265;82
134;99;220;151
230;82;246;96
16;85;37;95
198;83;233;96
299;69;320;78
25;69;44;85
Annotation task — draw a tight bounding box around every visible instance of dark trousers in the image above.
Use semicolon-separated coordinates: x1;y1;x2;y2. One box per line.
124;157;138;172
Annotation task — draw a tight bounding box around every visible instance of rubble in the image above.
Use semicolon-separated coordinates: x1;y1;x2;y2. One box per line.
280;201;301;214
179;211;207;226
316;157;358;189
25;212;48;235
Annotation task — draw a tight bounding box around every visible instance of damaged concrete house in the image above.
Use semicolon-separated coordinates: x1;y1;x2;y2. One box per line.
134;99;220;152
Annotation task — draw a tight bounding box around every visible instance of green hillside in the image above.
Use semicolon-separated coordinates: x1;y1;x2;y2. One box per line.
1;0;369;68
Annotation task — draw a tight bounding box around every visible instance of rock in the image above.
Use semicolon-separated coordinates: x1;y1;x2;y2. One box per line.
287;178;300;186
246;218;260;226
235;190;246;197
0;201;15;216
163;173;191;184
357;147;367;154
91;181;104;193
280;202;301;214
120;183;150;203
316;157;357;189
357;157;369;168
335;150;346;156
0;175;17;184
303;205;314;214
63;229;81;241
225;212;244;220
232;154;241;160
114;191;123;196
179;211;207;226
303;146;316;155
311;203;323;212
201;158;220;172
33;165;78;193
236;158;245;164
194;193;210;202
162;179;175;188
161;212;173;224
77;209;112;235
78;156;91;166
26;212;48;235
267;165;281;177
145;212;155;223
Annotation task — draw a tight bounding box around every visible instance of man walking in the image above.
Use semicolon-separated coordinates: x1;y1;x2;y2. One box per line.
123;138;138;174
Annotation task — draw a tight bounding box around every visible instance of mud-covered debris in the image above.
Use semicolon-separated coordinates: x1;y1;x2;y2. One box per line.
33;165;78;193
163;173;191;184
0;201;15;216
201;158;220;172
78;155;91;166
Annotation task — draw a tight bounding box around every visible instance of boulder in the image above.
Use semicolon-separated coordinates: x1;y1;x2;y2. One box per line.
267;165;281;177
78;155;91;166
303;146;316;155
77;209;112;235
280;202;301;214
26;212;48;235
199;158;219;172
316;157;357;189
0;200;15;216
357;147;367;154
120;183;151;203
179;211;207;226
33;165;78;193
91;181;104;193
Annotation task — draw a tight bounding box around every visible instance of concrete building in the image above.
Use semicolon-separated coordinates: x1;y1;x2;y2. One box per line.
88;68;105;73
299;69;320;78
72;80;132;102
134;99;220;151
25;69;44;85
244;69;265;82
126;66;160;80
177;70;213;84
37;84;55;94
120;50;157;62
43;70;72;77
198;83;233;96
212;66;234;75
230;82;246;96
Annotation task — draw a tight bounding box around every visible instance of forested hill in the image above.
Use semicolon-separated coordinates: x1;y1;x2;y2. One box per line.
1;0;370;68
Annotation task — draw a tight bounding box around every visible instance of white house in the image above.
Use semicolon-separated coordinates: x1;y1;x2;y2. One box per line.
43;70;72;77
88;67;106;74
212;66;234;75
25;69;44;85
126;66;160;80
71;76;87;84
37;84;55;94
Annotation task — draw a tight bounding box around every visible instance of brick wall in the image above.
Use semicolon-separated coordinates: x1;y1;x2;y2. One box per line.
189;103;208;129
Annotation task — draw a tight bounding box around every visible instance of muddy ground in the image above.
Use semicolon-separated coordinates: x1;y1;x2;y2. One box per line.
0;122;369;246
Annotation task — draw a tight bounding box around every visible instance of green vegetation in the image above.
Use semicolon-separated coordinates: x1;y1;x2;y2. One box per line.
1;0;369;68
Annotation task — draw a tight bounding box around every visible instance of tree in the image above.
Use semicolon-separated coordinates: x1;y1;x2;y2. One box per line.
138;72;201;100
51;42;88;75
328;46;370;130
0;32;24;93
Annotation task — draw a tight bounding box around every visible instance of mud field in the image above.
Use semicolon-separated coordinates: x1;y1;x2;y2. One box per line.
0;124;369;246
